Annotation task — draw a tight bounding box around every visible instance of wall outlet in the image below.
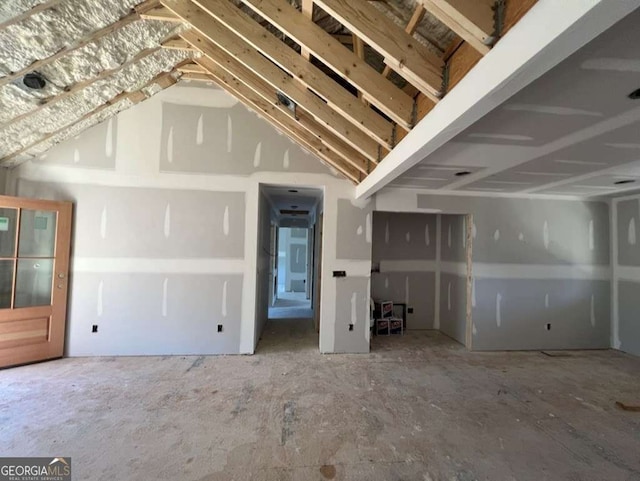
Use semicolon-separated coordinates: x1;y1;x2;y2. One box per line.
348;324;354;331
407;307;414;314
217;324;223;333
92;325;98;333
333;270;346;277
546;323;551;331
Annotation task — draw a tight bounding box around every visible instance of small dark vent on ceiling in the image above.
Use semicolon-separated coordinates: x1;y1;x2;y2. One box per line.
23;72;46;90
455;170;472;177
614;179;636;185
280;210;309;216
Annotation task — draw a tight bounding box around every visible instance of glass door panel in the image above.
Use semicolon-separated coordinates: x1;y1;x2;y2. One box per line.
14;259;54;308
0;208;18;257
0;260;14;309
18;209;57;258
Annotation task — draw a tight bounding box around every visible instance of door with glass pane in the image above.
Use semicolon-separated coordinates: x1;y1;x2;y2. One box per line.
0;195;72;368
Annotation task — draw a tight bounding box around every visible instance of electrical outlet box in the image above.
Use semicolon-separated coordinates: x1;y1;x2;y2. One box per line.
407;307;414;314
348;324;354;331
333;270;346;277
217;324;223;333
92;325;98;333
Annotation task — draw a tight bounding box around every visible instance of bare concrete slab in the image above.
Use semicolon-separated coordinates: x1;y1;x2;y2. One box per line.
2;321;640;481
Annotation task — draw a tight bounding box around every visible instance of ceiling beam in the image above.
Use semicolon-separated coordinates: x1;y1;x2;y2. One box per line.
162;37;196;51
177;62;207;74
238;0;414;129
300;0;314;60
139;5;182;21
0;0;63;31
0;47;161;130
190;0;395;147
2;70;177;164
181;72;214;82
351;35;368;105
382;4;426;78
417;0;494;55
183;32;371;175
312;0;444;101
0;2;157;88
162;1;383;163
202;64;361;183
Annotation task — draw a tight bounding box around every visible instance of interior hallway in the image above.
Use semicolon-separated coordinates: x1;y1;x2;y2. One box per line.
268;291;312;320
2;327;640;481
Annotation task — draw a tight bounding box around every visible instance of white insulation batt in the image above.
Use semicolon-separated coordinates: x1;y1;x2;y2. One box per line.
0;0;195;162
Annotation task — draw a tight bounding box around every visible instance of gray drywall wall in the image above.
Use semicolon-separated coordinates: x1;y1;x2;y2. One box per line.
333;276;370;353
618;280;640;357
371;211;438;330
67;272;243;356
472;278;610;350
336;199;373;260
372;211;436;260
417;195;610;265
377;191;611;351
440;273;467;344
617;198;640;266
371;271;436;329
33;117;117;169
441;214;467;263
16;179;246;259
159;102;330;176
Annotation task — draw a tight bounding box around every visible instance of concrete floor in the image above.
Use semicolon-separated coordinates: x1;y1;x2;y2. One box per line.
2;321;640;481
269;291;312;319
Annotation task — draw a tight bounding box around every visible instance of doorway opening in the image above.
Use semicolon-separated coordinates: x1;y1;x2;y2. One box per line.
369;211;473;351
255;185;323;353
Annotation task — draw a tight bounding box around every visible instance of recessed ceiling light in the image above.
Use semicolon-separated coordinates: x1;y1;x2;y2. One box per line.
628;88;640;100
288;189;298;193
23;72;46;90
455;171;472;177
614;179;636;185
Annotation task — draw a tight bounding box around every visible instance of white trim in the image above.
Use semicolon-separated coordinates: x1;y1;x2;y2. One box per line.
72;257;245;274
356;1;639;199
383;186;585;201
611;199;620;349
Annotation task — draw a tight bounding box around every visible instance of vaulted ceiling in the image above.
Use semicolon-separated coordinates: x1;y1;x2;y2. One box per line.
0;0;537;183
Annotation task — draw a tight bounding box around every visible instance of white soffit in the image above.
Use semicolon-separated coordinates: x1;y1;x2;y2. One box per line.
356;0;640;199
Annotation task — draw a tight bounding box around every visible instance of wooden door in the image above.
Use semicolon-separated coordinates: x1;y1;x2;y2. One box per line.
0;195;73;368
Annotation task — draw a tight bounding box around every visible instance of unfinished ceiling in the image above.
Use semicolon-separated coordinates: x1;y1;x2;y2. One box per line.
0;0;537;183
391;7;640;197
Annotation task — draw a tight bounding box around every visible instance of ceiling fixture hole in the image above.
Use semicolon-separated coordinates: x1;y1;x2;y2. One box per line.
628;88;640;100
455;171;472;177
288;189;298;193
614;179;636;185
291;205;298;209
23;72;46;90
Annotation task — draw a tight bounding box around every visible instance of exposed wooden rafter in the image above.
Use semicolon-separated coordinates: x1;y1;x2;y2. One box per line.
2;70;179;164
139;5;182;22
189;0;396;148
417;0;494;55
381;4;426;78
300;0;314;61
0;0;159;88
161;0;384;163
238;0;414;129
162;37;196;51
312;0;444;101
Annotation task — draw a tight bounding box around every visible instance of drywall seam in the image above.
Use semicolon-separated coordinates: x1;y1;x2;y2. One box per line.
440;262;609;280
379;260;437;272
72;258;246;273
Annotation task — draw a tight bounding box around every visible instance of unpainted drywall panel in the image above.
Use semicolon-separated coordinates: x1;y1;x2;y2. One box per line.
441;215;466;263
67;272;243;356
159;102;330;176
333;276;369;353
617;198;640;267
618;280;640;357
336;199;373;260
16;179;245;258
440;273;467;344
371;271;435;329
472;278;610;350
417;195;610;265
34;117;117;169
371;211;436;261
